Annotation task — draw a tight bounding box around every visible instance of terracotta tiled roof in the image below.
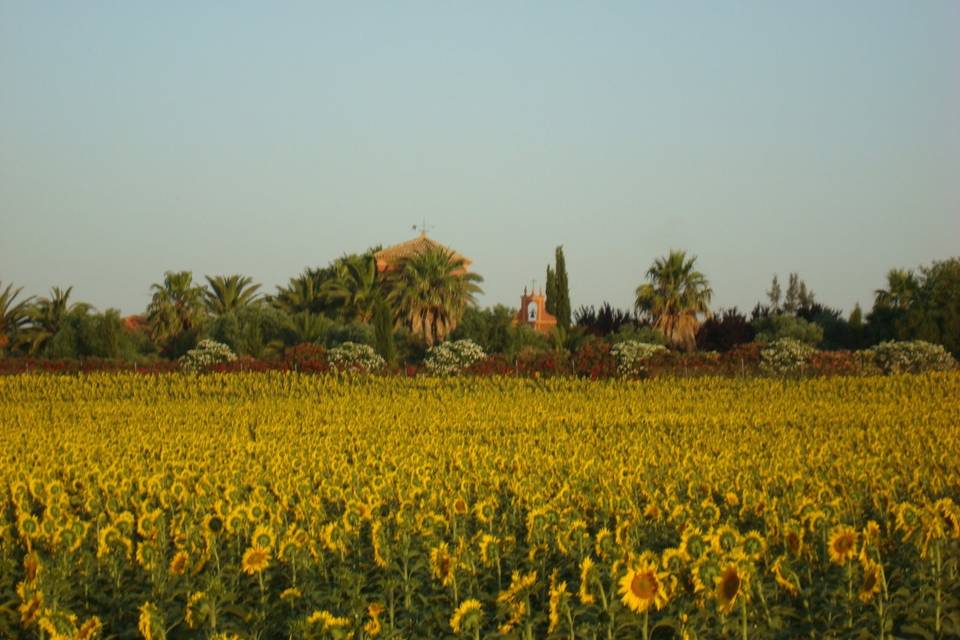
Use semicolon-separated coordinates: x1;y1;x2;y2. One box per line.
374;232;472;272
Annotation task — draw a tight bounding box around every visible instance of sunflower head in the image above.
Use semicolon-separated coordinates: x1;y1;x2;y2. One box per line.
714;564;748;615
827;525;859;565
618;560;670;613
241;545;271;575
858;561;883;603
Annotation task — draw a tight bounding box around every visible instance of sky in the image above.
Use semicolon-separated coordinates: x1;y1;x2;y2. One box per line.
1;1;958;317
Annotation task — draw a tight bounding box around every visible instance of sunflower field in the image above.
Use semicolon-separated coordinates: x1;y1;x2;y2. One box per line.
1;372;958;639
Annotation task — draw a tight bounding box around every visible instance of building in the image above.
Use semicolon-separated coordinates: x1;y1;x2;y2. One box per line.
373;231;472;275
513;288;557;334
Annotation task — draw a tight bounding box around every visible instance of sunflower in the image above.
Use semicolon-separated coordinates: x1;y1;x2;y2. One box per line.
680;527;707;562
77;616;103;640
449;599;482;634
578;556;597;604
202;514;224;537
741;531;766;561
692;553;721;593
137;602;163;640
241;545;271;575
771;556;800;595
364;603;384;637
478;533;499;566
250;524;275;550
859;560;883;603
784;525;804;558
548;578;569;634
710;524;740;554
618;560;670;613
452;496;469;516
661;547;685;574
714;564;748;615
167;550;190;576
595;527;614;559
307;610;351;630
431;542;458;586
827;525;858;565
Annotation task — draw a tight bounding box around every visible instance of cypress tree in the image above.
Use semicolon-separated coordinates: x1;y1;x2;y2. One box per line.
554;246;571;330
373;295;397;366
545;265;557;315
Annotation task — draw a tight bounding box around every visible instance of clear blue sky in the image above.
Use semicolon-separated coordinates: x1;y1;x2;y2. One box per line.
2;1;958;316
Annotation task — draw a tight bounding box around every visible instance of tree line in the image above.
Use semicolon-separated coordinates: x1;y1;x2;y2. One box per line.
2;248;958;365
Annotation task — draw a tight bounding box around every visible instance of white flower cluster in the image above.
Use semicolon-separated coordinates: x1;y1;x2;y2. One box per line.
178;339;237;373
865;340;956;375
424;339;487;376
610;341;668;378
327;342;385;373
760;338;815;377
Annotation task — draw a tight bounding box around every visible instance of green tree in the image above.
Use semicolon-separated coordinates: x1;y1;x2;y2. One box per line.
373;295;398;366
27;286;92;354
874;268;918;311
634;250;712;351
385;247;483;347
899;258;960;354
271;267;336;316
203;275;262;315
322;254;380;323
766;275;782;313
0;282;33;356
147;271;207;357
553;246;571;331
544;265;557;315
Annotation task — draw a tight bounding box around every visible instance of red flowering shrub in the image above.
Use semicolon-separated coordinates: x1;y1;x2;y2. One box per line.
573;338;617;379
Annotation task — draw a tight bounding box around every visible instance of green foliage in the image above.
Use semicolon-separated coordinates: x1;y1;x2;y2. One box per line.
206;305;287;358
755;313;824;346
0;282;33;356
203;274;262;315
608;324;667;346
866;340;957;374
42;308;147;360
897;258;960;355
450;306;515;354
544;265;557;315
373;296;398;366
553;246;571;331
322;254;380;323
147;271;207;357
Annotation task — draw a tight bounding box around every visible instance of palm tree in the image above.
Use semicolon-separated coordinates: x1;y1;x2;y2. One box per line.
874;268;917;311
203;274;262;315
635;250;712;351
0;281;33;355
280;311;331;346
322;255;379;323
27;286;92;354
271;270;328;316
147;271;206;352
385;247;483;346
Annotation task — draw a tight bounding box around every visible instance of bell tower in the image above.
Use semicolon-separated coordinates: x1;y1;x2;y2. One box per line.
514;287;558;334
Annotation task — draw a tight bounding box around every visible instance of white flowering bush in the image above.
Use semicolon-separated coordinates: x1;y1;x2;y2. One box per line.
327;342;385;373
424;339;487;376
865;340;956;375
179;339;237;373
610;341;668;378
760;338;815;377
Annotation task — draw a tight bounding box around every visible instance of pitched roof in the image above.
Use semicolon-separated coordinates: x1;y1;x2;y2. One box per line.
374;232;472;271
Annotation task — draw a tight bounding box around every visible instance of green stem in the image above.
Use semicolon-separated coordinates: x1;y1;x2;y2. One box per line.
740;593;748;640
642;609;649;640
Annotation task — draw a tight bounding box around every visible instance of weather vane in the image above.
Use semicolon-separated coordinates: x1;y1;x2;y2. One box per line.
411;219;434;235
